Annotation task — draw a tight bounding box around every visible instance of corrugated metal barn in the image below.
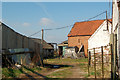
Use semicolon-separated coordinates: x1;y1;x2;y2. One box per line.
1;22;54;67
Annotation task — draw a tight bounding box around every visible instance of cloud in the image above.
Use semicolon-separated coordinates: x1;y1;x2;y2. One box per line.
35;3;52;18
39;18;56;27
22;22;30;27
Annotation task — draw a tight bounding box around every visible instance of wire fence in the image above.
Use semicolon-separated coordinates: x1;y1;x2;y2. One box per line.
87;44;111;78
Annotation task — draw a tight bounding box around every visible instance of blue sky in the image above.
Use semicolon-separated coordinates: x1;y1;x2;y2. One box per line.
2;2;112;43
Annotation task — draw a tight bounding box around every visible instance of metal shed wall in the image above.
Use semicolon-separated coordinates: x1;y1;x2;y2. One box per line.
23;36;29;48
2;24;8;50
16;33;23;48
7;27;17;49
28;38;35;51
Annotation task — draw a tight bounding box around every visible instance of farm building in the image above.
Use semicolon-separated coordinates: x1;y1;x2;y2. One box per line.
58;40;68;57
88;19;112;49
112;0;120;78
1;22;54;67
68;19;112;57
31;38;54;58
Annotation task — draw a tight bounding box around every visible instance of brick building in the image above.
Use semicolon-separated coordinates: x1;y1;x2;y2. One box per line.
68;20;110;57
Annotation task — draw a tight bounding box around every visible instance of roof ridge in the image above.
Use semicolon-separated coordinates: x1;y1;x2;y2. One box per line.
68;19;106;37
75;19;106;23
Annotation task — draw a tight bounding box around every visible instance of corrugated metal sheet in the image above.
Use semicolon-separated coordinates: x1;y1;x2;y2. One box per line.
31;38;53;49
17;33;23;48
23;36;29;48
7;27;17;49
2;23;52;60
28;38;35;51
2;24;8;50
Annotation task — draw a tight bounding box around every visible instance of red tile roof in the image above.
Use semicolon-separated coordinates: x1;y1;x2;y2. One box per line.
68;20;105;37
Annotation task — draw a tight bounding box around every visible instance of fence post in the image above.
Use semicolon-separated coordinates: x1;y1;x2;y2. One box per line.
110;44;113;79
88;49;90;76
110;33;114;79
113;34;117;79
94;48;96;79
101;46;104;78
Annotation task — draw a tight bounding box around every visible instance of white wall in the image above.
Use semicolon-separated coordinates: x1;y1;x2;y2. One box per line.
112;0;119;32
88;20;111;49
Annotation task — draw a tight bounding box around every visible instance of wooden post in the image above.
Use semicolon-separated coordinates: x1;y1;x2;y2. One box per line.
106;11;108;30
101;46;104;78
41;29;44;67
36;43;43;67
94;48;96;79
113;34;117;79
88;49;90;76
110;44;113;79
110;33;114;79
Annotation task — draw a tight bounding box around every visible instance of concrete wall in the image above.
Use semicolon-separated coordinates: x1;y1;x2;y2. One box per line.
88;20;111;49
68;36;90;57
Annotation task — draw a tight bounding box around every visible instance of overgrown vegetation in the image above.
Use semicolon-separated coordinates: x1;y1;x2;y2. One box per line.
2;68;22;78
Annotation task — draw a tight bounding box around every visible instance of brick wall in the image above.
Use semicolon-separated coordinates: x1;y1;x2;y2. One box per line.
68;36;91;57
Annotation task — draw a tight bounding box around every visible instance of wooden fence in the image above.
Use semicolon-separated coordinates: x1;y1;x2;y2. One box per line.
87;44;112;78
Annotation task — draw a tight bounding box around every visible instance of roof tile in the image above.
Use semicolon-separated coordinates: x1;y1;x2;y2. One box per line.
68;20;105;37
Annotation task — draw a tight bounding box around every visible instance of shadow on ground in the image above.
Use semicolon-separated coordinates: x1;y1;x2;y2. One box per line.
44;64;73;69
22;65;48;79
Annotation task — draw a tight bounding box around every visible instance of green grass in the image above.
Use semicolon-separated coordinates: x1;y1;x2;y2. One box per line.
45;58;88;64
2;66;42;78
2;58;88;78
47;68;72;78
2;68;23;78
31;67;42;71
78;63;86;66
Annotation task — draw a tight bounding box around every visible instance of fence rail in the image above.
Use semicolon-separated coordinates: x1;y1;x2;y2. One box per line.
88;44;111;78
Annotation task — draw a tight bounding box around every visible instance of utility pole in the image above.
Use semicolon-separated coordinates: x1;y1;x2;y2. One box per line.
106;11;108;30
40;29;44;67
41;29;44;66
